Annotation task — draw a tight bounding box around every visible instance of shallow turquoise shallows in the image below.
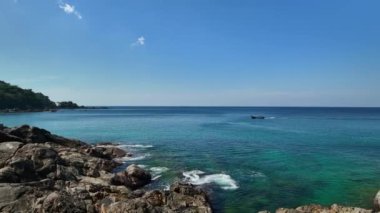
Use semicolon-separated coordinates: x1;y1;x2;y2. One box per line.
1;107;380;212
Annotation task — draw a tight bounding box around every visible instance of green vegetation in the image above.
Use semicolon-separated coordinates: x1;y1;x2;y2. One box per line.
57;101;83;109
0;81;57;111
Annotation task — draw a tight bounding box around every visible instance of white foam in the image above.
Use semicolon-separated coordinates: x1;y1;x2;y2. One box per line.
150;167;169;175
183;170;238;190
152;175;162;180
119;144;153;149
121;153;150;161
163;184;170;191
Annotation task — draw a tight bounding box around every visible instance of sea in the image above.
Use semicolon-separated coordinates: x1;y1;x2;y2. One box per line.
1;107;380;212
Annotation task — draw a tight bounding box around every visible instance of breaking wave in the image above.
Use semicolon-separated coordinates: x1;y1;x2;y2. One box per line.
182;170;238;190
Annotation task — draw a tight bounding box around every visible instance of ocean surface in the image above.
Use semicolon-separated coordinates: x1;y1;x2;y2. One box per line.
1;107;380;212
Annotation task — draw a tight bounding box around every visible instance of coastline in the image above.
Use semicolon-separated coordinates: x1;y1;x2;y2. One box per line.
0;124;379;212
0;124;212;212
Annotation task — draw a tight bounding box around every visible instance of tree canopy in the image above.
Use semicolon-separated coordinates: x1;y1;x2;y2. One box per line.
0;80;56;110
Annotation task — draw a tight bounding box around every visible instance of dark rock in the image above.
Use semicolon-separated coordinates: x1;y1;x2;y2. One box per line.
111;164;152;190
0;131;23;143
4;125;86;148
0;166;19;183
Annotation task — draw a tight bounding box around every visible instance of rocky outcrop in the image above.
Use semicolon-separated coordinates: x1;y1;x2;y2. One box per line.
0;124;213;213
101;182;212;213
111;164;152;190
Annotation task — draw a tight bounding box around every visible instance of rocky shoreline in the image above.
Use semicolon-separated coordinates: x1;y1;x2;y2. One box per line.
0;124;212;212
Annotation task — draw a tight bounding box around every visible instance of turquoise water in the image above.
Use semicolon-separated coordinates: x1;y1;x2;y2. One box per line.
1;107;380;212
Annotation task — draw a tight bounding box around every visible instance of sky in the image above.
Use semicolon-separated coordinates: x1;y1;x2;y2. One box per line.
0;0;379;106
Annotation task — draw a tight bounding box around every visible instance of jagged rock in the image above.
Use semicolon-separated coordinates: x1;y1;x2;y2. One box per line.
59;149;120;177
111;164;152;190
6;143;60;181
41;191;92;213
374;190;380;211
0;141;23;167
101;182;212;213
165;182;212;213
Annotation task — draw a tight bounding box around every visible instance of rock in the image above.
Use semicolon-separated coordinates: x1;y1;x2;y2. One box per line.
0;141;23;167
165;182;212;213
85;146;126;160
111;164;152;190
0;183;34;212
0;131;23;143
41;191;90;213
7;143;60;181
374;190;380;211
275;204;373;213
0;166;19;183
3;125;86;148
0;125;215;213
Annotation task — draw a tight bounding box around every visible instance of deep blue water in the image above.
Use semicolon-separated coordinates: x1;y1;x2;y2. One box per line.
1;107;380;212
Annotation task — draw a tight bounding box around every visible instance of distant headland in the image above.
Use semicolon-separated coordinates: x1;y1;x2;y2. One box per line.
0;80;107;113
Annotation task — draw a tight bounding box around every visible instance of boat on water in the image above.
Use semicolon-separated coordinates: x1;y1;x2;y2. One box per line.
251;115;265;119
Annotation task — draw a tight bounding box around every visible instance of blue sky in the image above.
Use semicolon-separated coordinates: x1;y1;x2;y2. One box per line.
1;0;379;106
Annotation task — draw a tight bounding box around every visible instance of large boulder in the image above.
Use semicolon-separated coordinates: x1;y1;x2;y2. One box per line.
111;164;152;190
0;142;23;167
6;143;60;181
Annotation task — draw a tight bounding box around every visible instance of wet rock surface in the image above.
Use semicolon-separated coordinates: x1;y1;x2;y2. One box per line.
0;124;212;213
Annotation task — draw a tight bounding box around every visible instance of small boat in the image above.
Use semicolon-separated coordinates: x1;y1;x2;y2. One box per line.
251;115;265;119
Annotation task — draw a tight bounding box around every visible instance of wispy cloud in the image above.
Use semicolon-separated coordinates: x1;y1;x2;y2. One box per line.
131;36;145;47
58;1;82;20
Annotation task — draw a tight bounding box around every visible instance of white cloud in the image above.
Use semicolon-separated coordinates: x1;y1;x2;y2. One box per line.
58;1;82;20
131;36;145;46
